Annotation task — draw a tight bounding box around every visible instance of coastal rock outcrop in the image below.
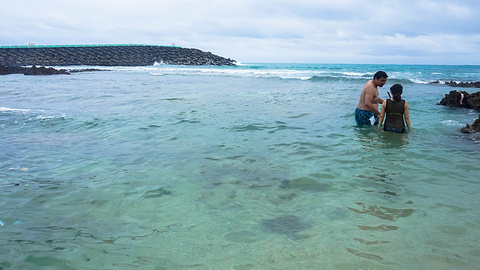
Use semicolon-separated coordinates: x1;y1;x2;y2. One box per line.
23;66;70;75
460;117;480;134
0;65;26;75
0;45;236;66
438;90;480;111
445;81;480;88
438;90;480;135
1;65;86;75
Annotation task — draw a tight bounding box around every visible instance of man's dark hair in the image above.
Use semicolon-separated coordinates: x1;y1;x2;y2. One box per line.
374;71;388;79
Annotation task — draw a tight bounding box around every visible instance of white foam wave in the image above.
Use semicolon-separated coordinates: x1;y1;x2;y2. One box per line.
0;107;65;123
410;79;430;84
147;66;344;81
0;107;31;112
33;115;57;120
114;65;447;84
441;120;463;126
340;72;369;77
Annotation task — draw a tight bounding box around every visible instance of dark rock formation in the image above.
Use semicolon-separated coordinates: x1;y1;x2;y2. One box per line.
445;81;480;88
24;66;70;75
437;90;480;111
461;117;480;134
0;45;236;66
1;65;73;75
0;65;26;75
438;90;480;135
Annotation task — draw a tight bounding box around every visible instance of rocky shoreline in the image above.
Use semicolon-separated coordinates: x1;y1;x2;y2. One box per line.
431;80;480;88
438;90;480;138
445;81;480;88
0;65;106;75
0;45;236;66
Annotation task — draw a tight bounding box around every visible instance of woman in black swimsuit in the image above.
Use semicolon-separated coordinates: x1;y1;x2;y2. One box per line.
378;84;412;133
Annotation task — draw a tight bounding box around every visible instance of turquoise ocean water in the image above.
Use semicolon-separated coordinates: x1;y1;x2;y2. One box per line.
1;63;480;269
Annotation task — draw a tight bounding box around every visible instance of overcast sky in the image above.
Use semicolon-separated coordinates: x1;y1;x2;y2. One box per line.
1;0;479;64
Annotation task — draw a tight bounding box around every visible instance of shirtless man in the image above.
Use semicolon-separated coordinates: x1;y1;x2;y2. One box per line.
355;71;388;125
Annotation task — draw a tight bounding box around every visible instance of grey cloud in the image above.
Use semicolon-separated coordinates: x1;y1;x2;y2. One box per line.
0;0;479;64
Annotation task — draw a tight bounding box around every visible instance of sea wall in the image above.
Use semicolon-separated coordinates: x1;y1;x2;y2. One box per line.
0;45;236;66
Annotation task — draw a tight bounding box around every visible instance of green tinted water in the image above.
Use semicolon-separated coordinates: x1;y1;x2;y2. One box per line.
1;65;479;269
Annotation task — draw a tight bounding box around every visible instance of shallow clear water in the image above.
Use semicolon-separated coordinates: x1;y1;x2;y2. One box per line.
1;64;480;269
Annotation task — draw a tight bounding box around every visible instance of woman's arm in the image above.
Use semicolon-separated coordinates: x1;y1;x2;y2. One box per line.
378;100;387;129
404;100;411;132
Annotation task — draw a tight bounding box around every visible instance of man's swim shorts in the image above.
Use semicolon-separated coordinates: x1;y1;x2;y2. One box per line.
355;108;378;126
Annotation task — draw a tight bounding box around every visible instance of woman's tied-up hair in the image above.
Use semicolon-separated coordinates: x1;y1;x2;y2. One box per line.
390;84;403;102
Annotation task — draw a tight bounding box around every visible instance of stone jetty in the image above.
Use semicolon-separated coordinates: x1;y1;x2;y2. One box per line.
0;44;236;66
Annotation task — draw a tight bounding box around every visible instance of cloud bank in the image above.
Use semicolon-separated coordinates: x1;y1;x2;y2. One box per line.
1;0;479;64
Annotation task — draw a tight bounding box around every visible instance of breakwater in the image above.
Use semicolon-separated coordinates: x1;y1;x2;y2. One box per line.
0;44;236;66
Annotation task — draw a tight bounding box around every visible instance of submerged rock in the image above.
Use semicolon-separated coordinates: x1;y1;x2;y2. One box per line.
261;214;312;240
144;187;172;198
279;177;330;192
224;230;258;243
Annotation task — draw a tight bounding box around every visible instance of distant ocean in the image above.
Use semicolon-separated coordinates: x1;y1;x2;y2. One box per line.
1;63;480;269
